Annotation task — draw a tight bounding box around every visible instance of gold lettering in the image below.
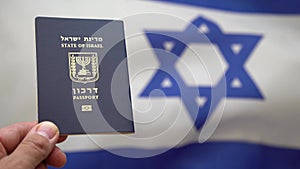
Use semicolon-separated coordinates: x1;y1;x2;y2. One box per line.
81;88;86;94
84;36;103;42
93;88;98;93
85;43;103;48
60;36;81;42
73;95;99;100
72;87;99;100
61;43;77;48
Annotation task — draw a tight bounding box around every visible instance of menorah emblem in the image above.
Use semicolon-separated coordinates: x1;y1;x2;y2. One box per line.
76;57;91;76
68;52;99;84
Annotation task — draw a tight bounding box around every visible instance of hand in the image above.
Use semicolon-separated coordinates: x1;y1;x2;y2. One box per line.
0;121;68;169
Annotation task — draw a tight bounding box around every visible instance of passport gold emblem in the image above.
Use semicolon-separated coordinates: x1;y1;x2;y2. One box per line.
69;52;99;84
81;105;92;111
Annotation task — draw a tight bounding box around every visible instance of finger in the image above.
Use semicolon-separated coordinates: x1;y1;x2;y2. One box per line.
0;121;37;154
46;146;67;168
36;162;47;169
0;142;7;159
4;121;59;169
57;135;68;143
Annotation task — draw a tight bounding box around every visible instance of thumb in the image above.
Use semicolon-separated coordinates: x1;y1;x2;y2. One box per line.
5;121;59;169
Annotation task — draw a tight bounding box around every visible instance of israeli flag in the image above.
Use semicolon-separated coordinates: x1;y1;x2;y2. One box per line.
55;1;300;168
0;0;300;168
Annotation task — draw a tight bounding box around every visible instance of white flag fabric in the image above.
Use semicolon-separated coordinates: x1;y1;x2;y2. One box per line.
0;0;300;168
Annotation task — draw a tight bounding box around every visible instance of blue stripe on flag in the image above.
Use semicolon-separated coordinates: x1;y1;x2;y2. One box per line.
54;141;300;169
155;0;300;14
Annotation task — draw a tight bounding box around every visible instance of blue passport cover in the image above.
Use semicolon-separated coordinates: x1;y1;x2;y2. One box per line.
35;17;134;134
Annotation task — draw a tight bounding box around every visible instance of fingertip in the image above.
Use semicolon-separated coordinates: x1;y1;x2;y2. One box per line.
36;121;59;141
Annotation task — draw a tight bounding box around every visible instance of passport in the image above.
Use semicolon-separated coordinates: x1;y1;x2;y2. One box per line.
35;17;134;134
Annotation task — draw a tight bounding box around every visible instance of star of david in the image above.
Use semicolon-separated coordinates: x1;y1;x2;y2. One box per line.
140;16;264;129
